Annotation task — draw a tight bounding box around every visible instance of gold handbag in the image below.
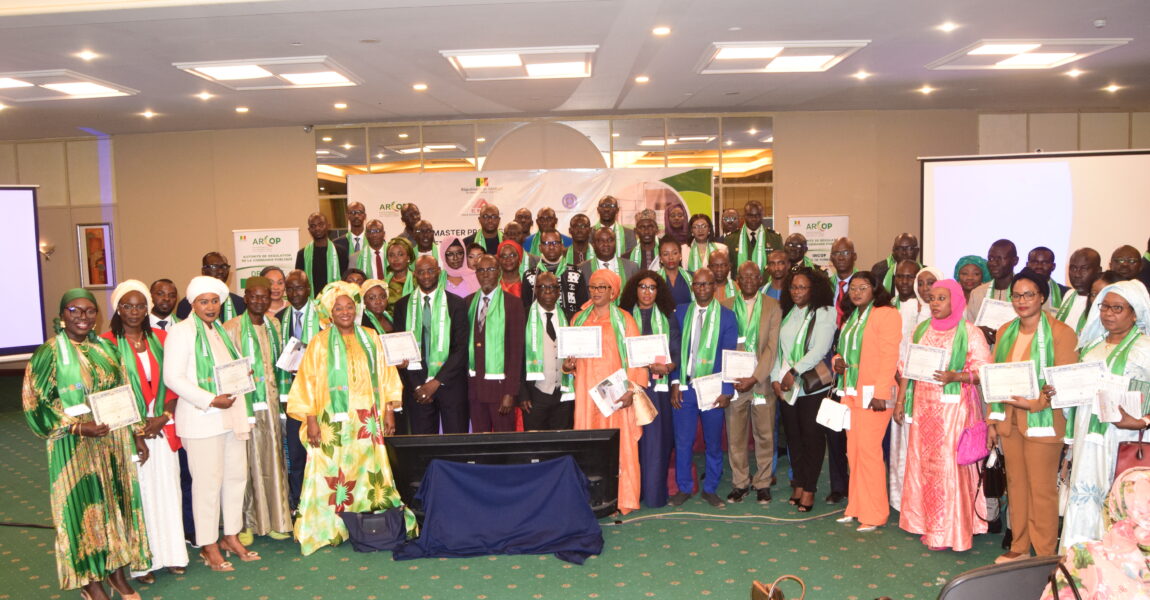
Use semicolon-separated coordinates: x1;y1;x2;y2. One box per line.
630;383;658;427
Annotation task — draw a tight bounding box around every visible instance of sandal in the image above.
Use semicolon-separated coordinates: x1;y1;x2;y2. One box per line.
796;502;813;513
222;541;261;562
199;549;235;572
167;566;186;575
134;573;155;585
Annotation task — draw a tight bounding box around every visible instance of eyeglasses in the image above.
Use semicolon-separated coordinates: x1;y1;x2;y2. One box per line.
1113;258;1140;265
541;240;563;247
536;284;561;292
894;245;919;252
204;264;230;271
830;251;853;257
118;303;147;311
479;214;500;220
691;281;715;288
847;285;871;293
1012;291;1041;301
784;242;805;249
1099;303;1129;314
638;284;658;291
347;209;366;215
64;306;98;317
599;202;618;209
475;267;499;273
588;285;612;292
789;284;810;291
366;228;384;234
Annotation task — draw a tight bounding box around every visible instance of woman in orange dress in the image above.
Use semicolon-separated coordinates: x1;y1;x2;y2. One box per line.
563;269;649;514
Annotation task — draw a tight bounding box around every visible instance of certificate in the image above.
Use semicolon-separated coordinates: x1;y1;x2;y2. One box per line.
214;357;255;396
722;350;757;383
589;369;630;418
380;331;421;366
625;334;670;368
1097;390;1142;423
88;385;142;431
1043;361;1107;409
557;326;602;359
975;298;1017;330
979;361;1039;403
903;344;948;383
275;337;305;372
692;373;724;411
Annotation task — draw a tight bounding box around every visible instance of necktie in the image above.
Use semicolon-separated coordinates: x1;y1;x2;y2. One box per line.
422;295;432;360
601;261;609;270
479;296;490;329
354;237;361;253
545;311;556;341
688;307;705;377
374;249;384;279
156;319;168;330
293;309;302;338
749;232;757;249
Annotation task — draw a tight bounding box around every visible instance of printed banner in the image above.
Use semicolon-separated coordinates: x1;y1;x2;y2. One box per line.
787;215;849;267
348;168;714;240
232;228;300;293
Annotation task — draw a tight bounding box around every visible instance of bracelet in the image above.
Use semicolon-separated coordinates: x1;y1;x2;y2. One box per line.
163;410;175;421
70;423;80;436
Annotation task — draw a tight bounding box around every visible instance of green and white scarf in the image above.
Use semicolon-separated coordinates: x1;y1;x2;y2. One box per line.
681;301;721;381
354;243;376;274
595;222;626;254
837;303;872;395
781;306;815;370
658;266;692;289
737;225;768;269
903;319;969;423
1054;289;1090;334
629;243;655;269
405;286;450;378
1048;283;1063;311
468;288;507;379
387;267;415;299
720;279;736;299
193;315;247;419
55;333;118;417
686;242;718;272
325;325;381;426
238;312;282;414
115;332;168;418
991;313;1056;437
732;293;764;400
303;241;340;292
526;301;567;382
632;306;671;392
1067;328;1142;444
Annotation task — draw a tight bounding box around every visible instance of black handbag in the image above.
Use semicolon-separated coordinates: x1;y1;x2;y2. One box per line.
338;507;408;552
982;448;1006;499
1047;561;1082;600
799;315;837;394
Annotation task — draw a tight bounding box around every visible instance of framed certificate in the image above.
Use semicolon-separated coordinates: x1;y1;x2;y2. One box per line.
214;357;256;396
88;385;141;431
980;361;1039;403
721;350;757;383
624;334;670;368
975;298;1017;330
557;326;602;359
903;344;948;383
381;331;421;366
1043;360;1107;409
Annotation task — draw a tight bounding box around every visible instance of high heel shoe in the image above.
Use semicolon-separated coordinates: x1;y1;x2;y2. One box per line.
109;583;141;600
796;502;813;513
222;542;261;562
199;549;235;572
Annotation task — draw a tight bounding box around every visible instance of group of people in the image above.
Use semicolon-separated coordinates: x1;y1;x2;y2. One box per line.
21;194;1150;598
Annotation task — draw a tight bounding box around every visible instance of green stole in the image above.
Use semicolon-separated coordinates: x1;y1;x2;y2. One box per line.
629;243;655;268
238;312;282;414
737;225;768;268
903;319;969;423
405;286;450;378
686;241;717;272
800;256;816;269
1068;328;1142;443
1054;289;1090;334
781;306;814;370
193;315;247;419
991;314;1056;437
277;300;322;400
1048;283;1063;311
838;303;872;395
221;295;237;322
303;241;340;292
468;288;507;379
732;294;764;400
720;279;736;299
881;256;896;293
325;326;381;427
354;243;376;274
567;304;630;394
54;332;119;417
115;332;168;417
681;301;721;380
386;267;415;299
526;301;567;381
632;306;670;392
658;266;693;289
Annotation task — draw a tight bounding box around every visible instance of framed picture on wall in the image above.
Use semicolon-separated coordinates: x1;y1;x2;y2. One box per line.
76;223;115;289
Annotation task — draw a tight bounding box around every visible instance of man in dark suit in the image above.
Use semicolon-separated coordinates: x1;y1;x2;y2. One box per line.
175;251;246;319
593;195;637;256
870;233;921;290
520;271;575;430
294;212;349;296
391;255;471;435
722;201;781;271
462;204;502;255
522;230;586;314
578;227;639;299
465;255;525;432
275;270;320;512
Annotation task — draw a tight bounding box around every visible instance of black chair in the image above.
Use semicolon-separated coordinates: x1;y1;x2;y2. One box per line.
937;556;1060;600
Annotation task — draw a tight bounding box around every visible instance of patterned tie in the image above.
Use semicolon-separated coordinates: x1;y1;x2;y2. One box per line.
354;237;361;253
545;311;557;341
479;296;490;330
374;249;384;279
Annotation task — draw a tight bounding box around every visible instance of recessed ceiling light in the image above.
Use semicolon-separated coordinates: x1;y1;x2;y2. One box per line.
968;43;1041;55
342;143;352;150
0;103;6;111
194;64;274;80
764;55;835;72
634;75;650;83
40;81;127;97
1065;68;1084;77
1104;84;1120;93
75;50;99;61
917;85;936;94
412;83;428;91
0;77;33;89
995;52;1077;67
747;128;758;135
524;61;589;78
322;136;332;142
196;91;214;100
235;106;249;113
852;70;872;80
476;137;486;143
639;137;675;146
376;153;384;159
457;53;523;68
716;46;783;60
936;22;959;33
280;71;351;86
725;139;733;146
611;132;620;138
316;150;330;155
333;102;347;109
141;110;156;118
398;133;409;139
652;26;671;36
762;136;774;143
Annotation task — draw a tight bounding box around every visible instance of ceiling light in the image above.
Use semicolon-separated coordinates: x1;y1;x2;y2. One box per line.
725;140;733;146
412;83;428;91
398;133;409;139
0;103;6;111
524;61;589;79
321;136;332;142
634;75;650;83
936;22;959;33
968;43;1041;55
0;77;33;89
995;52;1077;67
677;135;715;143
762;136;774;143
279;71;351;86
456;53;523;68
611;132;620;138
235;106;249;113
747;128;758;135
852;70;871;80
75;50;99;61
1065;68;1084;77
765;55;835;72
639;137;675;146
141;110;155;118
917;85;936;94
652;26;671;36
196;91;213;100
476;137;486;143
40;81;127;97
376;153;384;159
193;64;274;80
342;143;352;150
716;46;783;60
1104;84;1120;93
333;102;347;109
316;150;331;155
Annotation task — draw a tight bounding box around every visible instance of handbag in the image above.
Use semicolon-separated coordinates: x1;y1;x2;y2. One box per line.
750;574;805;600
1047;561;1083;600
1116;429;1150;477
956;384;990;466
798;314;836;394
630;383;658;427
982;448;1006;498
337;507;408;552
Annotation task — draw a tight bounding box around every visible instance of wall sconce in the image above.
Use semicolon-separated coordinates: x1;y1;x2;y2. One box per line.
39;241;55;260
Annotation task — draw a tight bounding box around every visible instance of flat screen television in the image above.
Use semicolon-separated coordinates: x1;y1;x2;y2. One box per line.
385;429;620;519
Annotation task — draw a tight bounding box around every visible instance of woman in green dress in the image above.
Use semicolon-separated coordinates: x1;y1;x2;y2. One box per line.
22;288;150;599
287;281;416;555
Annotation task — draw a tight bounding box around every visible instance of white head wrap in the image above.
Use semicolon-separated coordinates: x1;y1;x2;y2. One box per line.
1077;280;1150;349
186;275;230;305
110;279;153;314
914;266;946;304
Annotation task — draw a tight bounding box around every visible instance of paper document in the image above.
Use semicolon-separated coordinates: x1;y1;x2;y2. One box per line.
980;361;1039;403
88;385;142;431
557;326;602;359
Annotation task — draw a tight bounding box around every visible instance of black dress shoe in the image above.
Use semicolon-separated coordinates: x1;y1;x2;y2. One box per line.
727;487;751;503
700;492;726;507
825;492;846;504
668;492;692;506
756;488;772;504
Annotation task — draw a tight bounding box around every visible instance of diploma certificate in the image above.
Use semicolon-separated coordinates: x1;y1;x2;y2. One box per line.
903;344;948;383
275;337;305;372
692;373;724;411
380;331;421;366
88;385;141;431
980;361;1039;403
721;350;757;383
625;335;670;368
214;357;256;396
1043;361;1107;409
589;369;630;418
975;298;1017;330
557;326;602;359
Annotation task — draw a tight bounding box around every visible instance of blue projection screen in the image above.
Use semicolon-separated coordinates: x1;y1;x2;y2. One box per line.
0;187;46;357
921;150;1150;285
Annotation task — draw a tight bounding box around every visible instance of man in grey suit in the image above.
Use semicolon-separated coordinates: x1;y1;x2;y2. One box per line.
718;260;782;505
579;226;639;297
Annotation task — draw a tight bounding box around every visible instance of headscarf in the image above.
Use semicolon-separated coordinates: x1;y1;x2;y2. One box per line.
953;255;991;283
386;237;416;272
663;199;691;245
497;239;523;266
59;287;97;313
440;235;479;296
110;279;153;315
317;280;364;323
915;266;945;304
186;275;229;304
585;269;622;309
1077;279;1150;349
361;279;387;296
1011;268;1050;301
929;279;966;331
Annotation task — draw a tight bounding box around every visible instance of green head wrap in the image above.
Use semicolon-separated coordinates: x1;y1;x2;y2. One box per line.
59;288;97;313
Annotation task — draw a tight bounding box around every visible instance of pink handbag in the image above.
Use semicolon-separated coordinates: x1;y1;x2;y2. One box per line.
956;382;990;466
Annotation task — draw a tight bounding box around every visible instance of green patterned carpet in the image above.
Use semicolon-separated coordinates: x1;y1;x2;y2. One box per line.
0;375;999;600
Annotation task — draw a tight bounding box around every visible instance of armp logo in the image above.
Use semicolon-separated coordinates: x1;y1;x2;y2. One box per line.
804;221;833;231
247;235;282;247
378;201;406;213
